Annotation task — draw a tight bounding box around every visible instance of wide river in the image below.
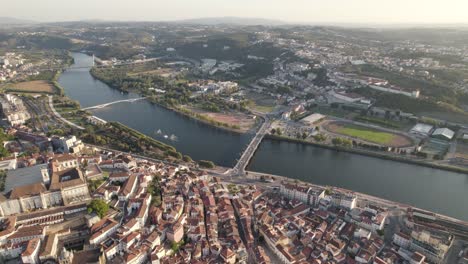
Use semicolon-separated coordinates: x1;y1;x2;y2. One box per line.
59;53;468;221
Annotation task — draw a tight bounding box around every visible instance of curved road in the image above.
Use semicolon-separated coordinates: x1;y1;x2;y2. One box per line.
48;95;85;130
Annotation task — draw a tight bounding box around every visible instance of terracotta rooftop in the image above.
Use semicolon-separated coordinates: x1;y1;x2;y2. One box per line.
8;225;44;240
22;237;41;256
49;167;85;190
53;154;77;163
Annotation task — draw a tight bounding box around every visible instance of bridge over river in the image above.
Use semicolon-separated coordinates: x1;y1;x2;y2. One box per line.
81;97;147;110
228;116;271;176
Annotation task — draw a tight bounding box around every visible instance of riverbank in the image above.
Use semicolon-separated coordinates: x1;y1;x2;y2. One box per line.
60;52;468;221
148;99;255;135
48;65;196;164
89;63;468;174
266;134;468;174
89;67;254;134
245;170;468;226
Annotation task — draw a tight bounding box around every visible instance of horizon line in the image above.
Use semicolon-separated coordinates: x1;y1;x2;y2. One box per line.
4;16;468;28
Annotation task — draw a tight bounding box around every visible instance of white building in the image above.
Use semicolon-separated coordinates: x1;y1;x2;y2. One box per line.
21;238;41;264
8;226;45;244
0;94;30;126
339;195;357;210
369;85;420;98
0;155;89;216
57;135;84;153
0;157;17;170
410;123;434;137
393;232;411;248
301;113;326;126
280;182;325;207
89;217;119;245
87;115;107;125
329;90;364;103
409;231;450;263
0;58;9;66
431;128;454;141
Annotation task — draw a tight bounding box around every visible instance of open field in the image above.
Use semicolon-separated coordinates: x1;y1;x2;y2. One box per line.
204;112;255;131
250;104;275;113
420;111;468;124
325;121;413;147
128;68;177;78
184;106;256;132
314;105;356;119
353;116;412;130
245;91;276;113
6;80;56;93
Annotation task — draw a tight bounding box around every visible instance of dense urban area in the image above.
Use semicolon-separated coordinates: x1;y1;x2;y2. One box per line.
0;19;467;264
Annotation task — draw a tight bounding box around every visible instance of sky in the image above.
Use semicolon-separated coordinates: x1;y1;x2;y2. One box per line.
3;0;468;25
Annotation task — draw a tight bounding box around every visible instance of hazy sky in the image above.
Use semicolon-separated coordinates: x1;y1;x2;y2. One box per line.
4;0;468;25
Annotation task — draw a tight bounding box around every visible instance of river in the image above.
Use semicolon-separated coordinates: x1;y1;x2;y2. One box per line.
59;53;252;167
59;53;468;221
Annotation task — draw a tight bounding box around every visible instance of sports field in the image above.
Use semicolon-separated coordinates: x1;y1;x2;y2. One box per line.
325;121;413;147
338;126;394;144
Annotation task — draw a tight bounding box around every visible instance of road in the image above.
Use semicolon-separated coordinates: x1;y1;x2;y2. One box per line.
48;95;85;130
22;96;49;132
384;208;409;244
445;238;468;264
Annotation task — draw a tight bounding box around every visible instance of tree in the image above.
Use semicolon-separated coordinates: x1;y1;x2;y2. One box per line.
0;170;7;192
258;235;265;243
198;160;215;168
332;137;352;147
48;129;65;136
376;229;385;237
171;240;185;252
182;155;193;162
342;138;352;147
88;179;104;192
0;147;9;158
171;241;180;252
87;199;109;218
314;133;326;142
147;175;161;197
276;128;282;136
332;138;343;146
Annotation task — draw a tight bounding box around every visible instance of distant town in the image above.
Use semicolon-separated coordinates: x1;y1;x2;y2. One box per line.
0;21;467;264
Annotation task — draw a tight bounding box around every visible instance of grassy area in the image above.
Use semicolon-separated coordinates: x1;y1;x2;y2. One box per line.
315;105;355;119
420;111;468;124
354;116;409;130
336;125;396;145
52;96;88;126
250;103;274;113
342;64;452;100
6;80;56;94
